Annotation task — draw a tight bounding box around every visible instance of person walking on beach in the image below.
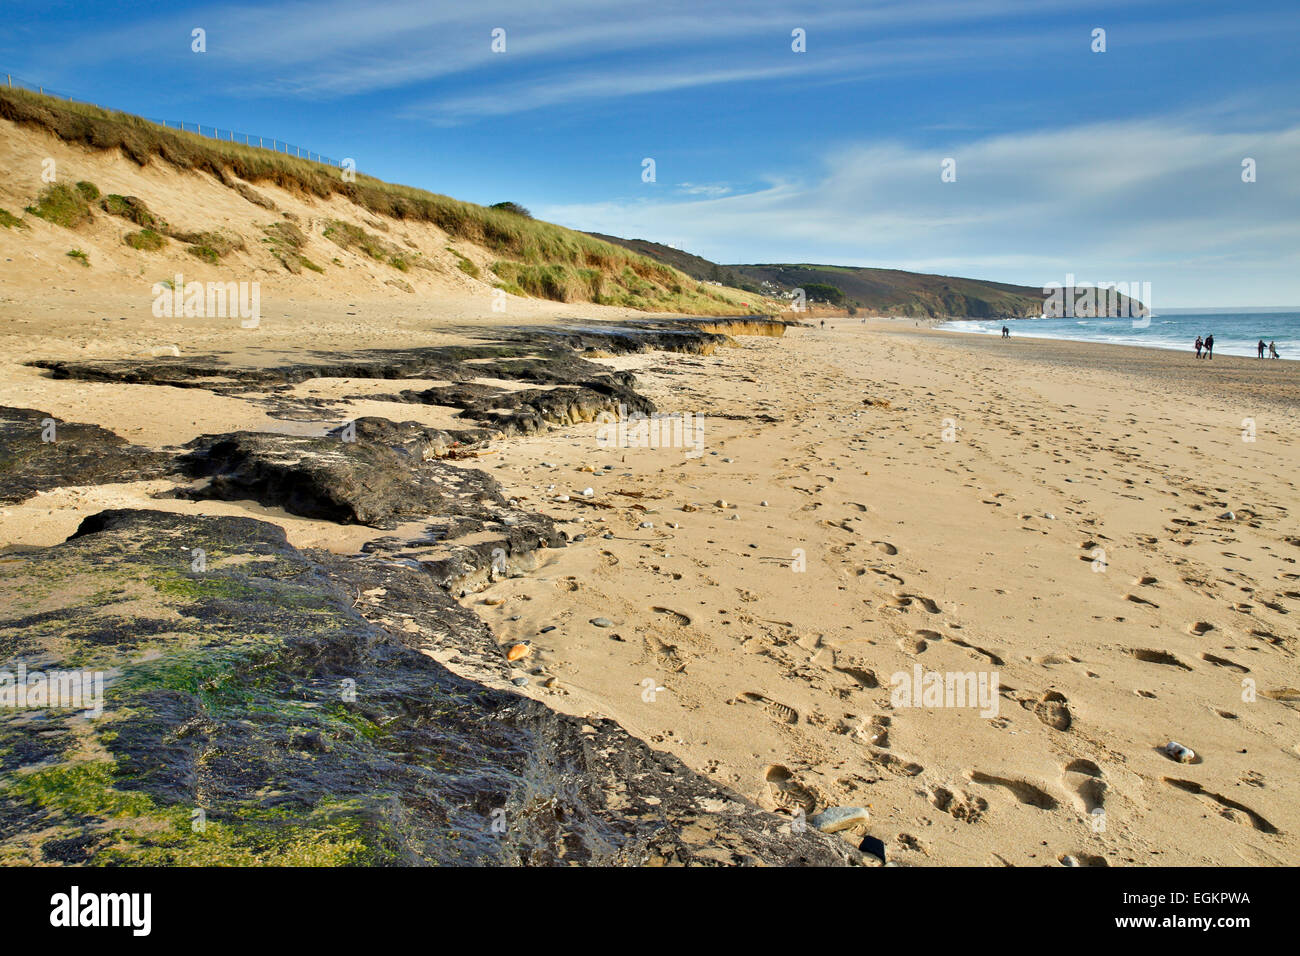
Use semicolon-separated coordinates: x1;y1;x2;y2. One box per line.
1270;340;1280;359
1195;335;1203;358
1001;325;1010;339
1259;339;1267;358
1204;334;1214;359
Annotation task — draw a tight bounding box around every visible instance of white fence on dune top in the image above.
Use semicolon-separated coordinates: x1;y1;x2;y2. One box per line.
3;69;352;170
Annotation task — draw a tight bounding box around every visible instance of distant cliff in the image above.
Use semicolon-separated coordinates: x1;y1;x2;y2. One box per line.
588;234;1143;319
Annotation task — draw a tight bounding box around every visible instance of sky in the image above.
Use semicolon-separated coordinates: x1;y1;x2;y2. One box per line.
3;0;1298;307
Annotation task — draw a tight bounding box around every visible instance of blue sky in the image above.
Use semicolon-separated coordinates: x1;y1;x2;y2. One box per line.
4;0;1298;306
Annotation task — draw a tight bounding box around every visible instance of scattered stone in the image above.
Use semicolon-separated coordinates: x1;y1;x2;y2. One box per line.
507;643;531;662
540;625;557;634
555;494;570;502
760;500;769;507
809;806;870;833
1220;511;1236;520
1164;740;1196;763
639;521;654;529
714;499;728;508
511;676;529;687
858;834;887;862
591;617;615;628
582;487;594;497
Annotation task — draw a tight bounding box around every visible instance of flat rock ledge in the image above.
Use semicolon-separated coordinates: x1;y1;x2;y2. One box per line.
0;509;858;866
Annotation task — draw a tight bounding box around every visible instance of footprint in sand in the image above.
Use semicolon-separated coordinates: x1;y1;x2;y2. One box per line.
872;752;924;777
651;606;692;626
860;714;890;746
740;692;799;725
897;634;930;654
1022;690;1072;731
1162;778;1278;833
950;637;1005;666
1187;621;1215;636
1061;758;1106;813
872;540;899;555
967;771;1060;810
642;634;684;671
1199;652;1250;673
930;786;989;823
764;765;817;812
1127;648;1194;670
834;664;880;689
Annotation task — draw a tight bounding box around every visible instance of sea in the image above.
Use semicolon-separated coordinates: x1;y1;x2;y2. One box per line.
938;309;1300;359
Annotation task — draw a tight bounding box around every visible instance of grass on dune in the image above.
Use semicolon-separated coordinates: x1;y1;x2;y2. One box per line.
0;87;764;314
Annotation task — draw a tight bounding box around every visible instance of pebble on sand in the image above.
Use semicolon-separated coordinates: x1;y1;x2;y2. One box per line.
507;643;531;661
591;617;615;628
809;806;870;833
1164;740;1196;763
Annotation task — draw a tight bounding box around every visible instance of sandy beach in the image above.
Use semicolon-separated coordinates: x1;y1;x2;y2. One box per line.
3;299;1295;866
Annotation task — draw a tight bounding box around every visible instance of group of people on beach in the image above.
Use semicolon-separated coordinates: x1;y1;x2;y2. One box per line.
1194;335;1280;359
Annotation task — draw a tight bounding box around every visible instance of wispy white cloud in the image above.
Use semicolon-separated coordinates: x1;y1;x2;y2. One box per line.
677;182;733;198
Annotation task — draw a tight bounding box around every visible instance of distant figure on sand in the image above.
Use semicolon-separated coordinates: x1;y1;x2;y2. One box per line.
1270;340;1280;359
1195;336;1203;358
1204;334;1214;359
820;320;825;329
1001;325;1010;338
1259;339;1267;358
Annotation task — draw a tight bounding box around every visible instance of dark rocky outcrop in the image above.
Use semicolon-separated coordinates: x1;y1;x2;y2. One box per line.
0;405;175;503
176;427;531;531
0;509;857;866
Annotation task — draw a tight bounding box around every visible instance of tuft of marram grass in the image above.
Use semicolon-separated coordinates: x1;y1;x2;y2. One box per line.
26;183;94;228
125;228;166;251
